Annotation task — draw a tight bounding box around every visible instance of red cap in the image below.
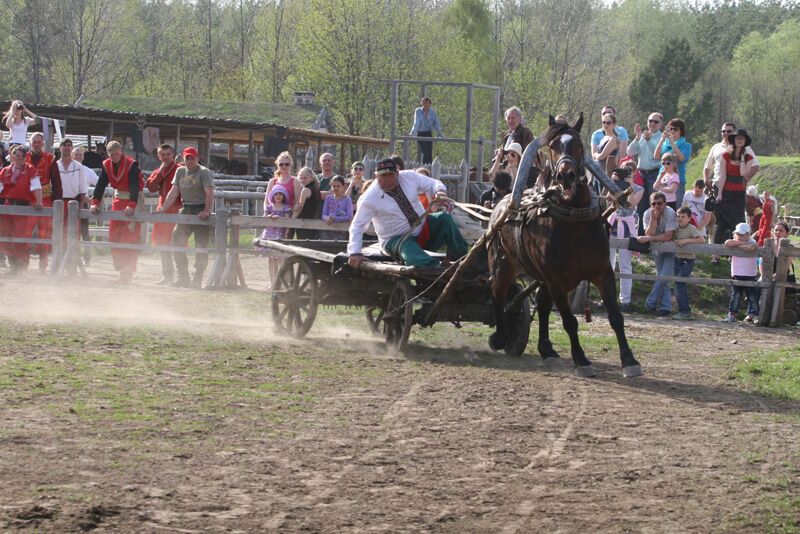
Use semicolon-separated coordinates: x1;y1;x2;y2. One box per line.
183;147;199;159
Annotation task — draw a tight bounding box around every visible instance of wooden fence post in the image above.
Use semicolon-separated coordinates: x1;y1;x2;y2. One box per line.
431;157;441;182
221;208;246;289
769;238;792;326
50;200;64;275
459;159;469;202
758;238;775;327
65;200;80;275
207;209;229;289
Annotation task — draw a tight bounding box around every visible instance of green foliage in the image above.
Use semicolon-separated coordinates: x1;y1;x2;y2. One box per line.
1;0;799;159
629;38;702;122
730;20;800;154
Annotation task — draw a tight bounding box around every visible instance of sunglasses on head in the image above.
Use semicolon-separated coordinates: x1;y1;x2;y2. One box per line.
651;200;665;206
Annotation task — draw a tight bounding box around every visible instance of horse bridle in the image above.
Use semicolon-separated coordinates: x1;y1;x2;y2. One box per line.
548;153;585;183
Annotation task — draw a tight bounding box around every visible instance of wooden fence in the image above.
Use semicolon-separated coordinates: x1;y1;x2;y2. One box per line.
1;202;797;326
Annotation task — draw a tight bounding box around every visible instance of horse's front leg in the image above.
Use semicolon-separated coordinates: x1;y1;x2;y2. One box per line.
549;289;595;377
536;286;560;360
593;270;642;377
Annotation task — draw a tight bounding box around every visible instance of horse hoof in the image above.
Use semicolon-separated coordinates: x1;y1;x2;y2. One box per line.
574;365;597;378
622;364;643;378
488;333;504;351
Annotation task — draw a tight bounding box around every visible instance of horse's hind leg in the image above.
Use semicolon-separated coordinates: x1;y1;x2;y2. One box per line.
536;286;561;360
489;250;514;351
549;289;595;377
593;269;642;377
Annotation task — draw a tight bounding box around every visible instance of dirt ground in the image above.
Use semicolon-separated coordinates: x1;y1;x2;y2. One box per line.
0;251;799;533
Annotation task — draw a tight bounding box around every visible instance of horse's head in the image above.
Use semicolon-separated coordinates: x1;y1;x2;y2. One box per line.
544;113;588;204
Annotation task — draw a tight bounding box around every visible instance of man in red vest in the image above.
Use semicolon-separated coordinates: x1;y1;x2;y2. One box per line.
89;140;143;284
146;143;182;285
0;145;43;273
25;132;60;272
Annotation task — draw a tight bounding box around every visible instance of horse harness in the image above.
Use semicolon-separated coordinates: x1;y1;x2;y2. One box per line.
510;187;601;225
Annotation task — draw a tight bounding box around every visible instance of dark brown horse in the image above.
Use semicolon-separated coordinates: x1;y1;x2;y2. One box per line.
488;115;641;378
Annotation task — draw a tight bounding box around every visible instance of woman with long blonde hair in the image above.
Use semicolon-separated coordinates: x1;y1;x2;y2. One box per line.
3;100;37;145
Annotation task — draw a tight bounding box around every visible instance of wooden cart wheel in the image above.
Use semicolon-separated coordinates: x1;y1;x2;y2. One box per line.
271;256;318;338
365;304;386;335
384;281;414;353
504;282;532;357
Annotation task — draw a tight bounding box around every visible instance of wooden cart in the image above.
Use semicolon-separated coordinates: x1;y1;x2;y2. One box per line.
258;239;531;354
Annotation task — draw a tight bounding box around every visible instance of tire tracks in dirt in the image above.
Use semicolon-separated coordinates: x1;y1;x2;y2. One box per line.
263;375;435;531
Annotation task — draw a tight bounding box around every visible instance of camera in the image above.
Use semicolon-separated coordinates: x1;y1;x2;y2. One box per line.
611;167;631;179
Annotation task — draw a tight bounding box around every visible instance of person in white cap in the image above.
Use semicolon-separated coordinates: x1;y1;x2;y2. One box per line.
723;222;759;323
489;142;522;181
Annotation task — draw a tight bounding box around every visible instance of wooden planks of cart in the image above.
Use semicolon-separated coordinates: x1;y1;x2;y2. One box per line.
256;238;531;354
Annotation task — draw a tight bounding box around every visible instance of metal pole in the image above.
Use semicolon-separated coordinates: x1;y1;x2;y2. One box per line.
389;81;399;153
205;127;212;165
248;130;254;175
491;88;501;155
175;125;181;151
465;85;474;171
476;137;485;182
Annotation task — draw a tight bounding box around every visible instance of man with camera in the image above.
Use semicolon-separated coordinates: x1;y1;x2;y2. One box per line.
627;112;664;234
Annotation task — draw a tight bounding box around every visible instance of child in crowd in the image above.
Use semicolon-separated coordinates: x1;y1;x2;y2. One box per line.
654;153;680;210
723;222;760;323
752;190;777;246
256;184;293;286
480;171;512;210
681;178;710;235
321;176;353;240
672;207;705;320
606;166;644;312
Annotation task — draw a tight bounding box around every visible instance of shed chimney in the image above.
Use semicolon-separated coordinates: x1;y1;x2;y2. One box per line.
293;91;315;105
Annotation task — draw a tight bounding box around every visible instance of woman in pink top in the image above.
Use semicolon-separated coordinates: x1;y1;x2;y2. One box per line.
654;153;680;210
265;151;301;211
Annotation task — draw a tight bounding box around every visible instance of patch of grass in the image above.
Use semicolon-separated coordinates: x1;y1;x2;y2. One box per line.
731;345;800;400
733;475;800;534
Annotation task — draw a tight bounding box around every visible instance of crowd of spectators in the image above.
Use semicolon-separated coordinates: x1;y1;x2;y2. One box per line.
486;103;793;323
1;99;795;322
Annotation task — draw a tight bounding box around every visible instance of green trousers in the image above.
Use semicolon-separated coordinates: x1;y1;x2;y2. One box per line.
384;212;469;267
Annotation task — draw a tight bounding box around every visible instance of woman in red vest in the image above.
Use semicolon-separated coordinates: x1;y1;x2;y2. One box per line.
89;140;144;284
0;145;43;272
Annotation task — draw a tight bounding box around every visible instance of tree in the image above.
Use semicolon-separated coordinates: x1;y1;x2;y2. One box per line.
629;38;702;123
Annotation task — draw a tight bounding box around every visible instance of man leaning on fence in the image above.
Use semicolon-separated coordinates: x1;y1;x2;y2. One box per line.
89;140;144;284
25;132;59;272
155;147;214;288
146;144;182;285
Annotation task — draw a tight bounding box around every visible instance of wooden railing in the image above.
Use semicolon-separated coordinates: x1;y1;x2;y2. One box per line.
1;203;797;325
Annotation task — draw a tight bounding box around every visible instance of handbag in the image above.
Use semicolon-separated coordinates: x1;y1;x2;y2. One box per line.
627;236;651;254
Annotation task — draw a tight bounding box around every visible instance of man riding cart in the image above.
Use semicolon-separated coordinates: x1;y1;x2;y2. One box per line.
347;158;470;269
